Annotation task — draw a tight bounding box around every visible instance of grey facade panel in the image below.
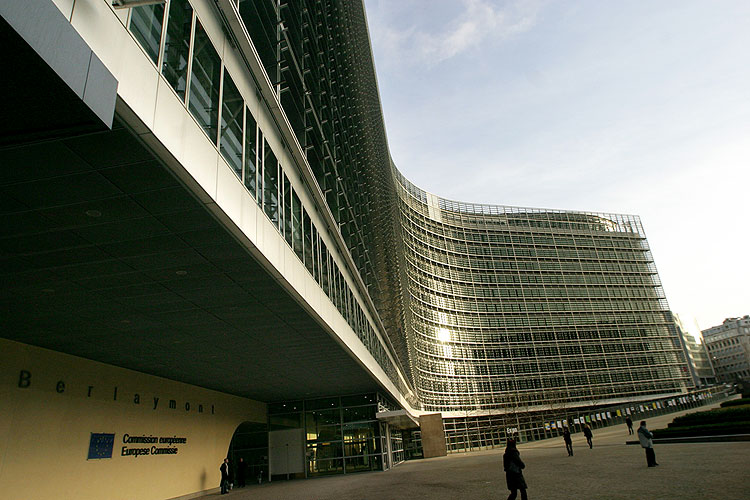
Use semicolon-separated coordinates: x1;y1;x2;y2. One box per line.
0;0;116;129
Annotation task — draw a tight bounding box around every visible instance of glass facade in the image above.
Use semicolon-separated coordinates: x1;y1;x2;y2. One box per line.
397;174;690;412
269;394;385;476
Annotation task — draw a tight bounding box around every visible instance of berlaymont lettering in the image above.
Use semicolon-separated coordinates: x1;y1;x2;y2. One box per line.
16;369;217;415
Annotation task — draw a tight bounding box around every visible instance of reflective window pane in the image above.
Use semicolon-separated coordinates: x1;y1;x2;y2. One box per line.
262;140;279;226
306;441;342;459
255;131;264;207
129;4;165;64
312;226;320;282
292;190;303;260
188;20;221;142
219;70;243;177
303;208;312;275
342;406;375;423
162;0;192;100
283;174;293;245
244;111;257;197
345;455;381;472
321;245;329;295
308;458;343;476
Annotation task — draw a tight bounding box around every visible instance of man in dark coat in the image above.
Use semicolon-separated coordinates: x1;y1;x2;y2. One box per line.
503;439;528;500
583;424;593;448
220;458;230;494
562;427;573;456
237;457;247;487
625;416;634;435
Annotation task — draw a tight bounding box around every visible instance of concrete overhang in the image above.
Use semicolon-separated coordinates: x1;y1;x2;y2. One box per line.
376;409;420;430
0;0;117;145
0;0;410;408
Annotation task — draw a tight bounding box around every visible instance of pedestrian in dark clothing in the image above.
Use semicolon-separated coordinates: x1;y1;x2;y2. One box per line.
220;458;230;494
562;427;573;456
582;424;593;448
503;439;528;500
625;416;634;435
237;457;247;487
637;421;658;467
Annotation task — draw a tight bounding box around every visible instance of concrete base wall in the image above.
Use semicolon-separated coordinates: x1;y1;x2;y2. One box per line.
0;339;265;500
419;413;447;458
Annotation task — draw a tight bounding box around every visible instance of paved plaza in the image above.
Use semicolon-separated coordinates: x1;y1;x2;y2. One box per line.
201;403;750;500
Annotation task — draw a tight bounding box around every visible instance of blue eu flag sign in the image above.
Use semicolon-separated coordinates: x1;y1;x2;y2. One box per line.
88;433;115;459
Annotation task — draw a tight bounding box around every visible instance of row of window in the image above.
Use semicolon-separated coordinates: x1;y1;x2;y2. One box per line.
419;383;680;411
126;1;409;397
405;234;651;263
706;337;745;349
414;354;681;376
407;247;655;275
411;307;671;328
408;255;656;280
409;288;665;314
413;342;676;360
403;225;650;260
399;198;647;246
409;276;662;300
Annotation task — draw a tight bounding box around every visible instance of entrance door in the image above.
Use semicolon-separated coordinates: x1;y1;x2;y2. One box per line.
269;428;305;480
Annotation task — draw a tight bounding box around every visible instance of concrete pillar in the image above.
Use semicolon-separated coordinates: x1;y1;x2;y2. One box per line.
419;413;447;458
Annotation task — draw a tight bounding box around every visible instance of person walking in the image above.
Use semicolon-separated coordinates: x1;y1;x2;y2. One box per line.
583;424;593;449
219;458;230;494
637;421;658;467
562;427;573;456
503;439;528;500
237;457;247;487
625;416;634;435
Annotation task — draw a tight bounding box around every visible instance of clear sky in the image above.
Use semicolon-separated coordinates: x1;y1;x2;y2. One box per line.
364;0;750;334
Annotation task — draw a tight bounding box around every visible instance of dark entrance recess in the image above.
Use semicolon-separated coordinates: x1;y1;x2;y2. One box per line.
228;421;269;486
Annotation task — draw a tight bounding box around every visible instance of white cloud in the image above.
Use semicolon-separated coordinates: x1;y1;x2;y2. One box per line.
371;0;542;67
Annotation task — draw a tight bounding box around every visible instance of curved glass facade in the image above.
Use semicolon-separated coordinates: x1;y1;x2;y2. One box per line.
396;174;689;412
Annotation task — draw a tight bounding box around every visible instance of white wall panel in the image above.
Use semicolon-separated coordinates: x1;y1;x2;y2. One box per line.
180;125;220;201
152;78;188;168
239;196;258;245
215;162;245;229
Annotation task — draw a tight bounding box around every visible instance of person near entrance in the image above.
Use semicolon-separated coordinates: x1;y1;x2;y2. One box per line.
637;421;658;467
237;457;247;487
503;439;528;500
562;427;573;456
220;458;230;494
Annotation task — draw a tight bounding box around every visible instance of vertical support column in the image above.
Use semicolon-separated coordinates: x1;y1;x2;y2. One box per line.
419;413;447;458
384;422;392;470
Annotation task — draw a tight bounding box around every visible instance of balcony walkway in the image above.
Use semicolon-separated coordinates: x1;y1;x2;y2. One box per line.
201;399;750;500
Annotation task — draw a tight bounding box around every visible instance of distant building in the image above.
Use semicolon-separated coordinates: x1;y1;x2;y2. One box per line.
702;316;750;383
673;314;716;387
